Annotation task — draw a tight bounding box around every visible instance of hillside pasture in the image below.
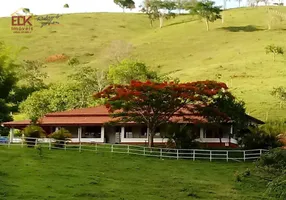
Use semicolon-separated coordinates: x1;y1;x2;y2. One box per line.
1;7;286;119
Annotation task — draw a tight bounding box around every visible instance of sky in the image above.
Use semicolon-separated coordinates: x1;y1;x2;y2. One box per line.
0;0;251;18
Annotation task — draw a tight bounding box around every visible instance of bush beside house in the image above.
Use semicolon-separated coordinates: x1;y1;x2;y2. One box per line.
49;128;72;148
22;125;46;147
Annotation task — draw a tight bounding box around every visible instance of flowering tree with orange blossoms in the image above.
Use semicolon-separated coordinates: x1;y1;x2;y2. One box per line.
94;80;246;147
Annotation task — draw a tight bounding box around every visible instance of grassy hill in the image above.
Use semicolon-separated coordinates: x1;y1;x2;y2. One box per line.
0;146;272;200
1;7;286;120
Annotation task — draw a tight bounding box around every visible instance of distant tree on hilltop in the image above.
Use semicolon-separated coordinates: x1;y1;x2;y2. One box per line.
22;8;30;14
114;0;135;12
189;1;221;31
64;4;69;8
141;0;176;28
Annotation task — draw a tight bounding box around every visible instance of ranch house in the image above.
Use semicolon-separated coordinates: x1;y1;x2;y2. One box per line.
2;106;264;148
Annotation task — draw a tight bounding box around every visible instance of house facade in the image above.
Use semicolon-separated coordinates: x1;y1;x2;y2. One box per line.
2;106;264;148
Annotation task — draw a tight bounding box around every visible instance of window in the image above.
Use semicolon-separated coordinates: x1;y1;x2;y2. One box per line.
115;126;121;133
82;126;101;138
154;127;161;138
125;127;133;138
140;127;147;138
205;128;223;138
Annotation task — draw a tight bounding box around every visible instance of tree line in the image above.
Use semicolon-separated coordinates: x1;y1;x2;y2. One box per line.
113;0;222;30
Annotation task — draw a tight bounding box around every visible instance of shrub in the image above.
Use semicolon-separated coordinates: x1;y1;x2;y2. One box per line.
237;126;283;149
265;175;286;199
68;57;80;66
49;128;72;148
265;45;284;61
234;171;242;182
242;168;251;177
22;125;46;147
49;128;72;141
257;148;286;173
161;123;200;149
22;125;45;138
0;126;9;136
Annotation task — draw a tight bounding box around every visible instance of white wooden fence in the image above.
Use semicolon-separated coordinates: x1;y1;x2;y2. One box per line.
0;137;268;162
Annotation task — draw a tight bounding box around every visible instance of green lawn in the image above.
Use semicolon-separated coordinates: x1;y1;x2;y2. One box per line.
1;7;286;119
0;146;275;200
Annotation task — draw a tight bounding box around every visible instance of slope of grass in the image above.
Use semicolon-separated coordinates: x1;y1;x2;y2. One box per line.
1;7;286;119
0;146;275;200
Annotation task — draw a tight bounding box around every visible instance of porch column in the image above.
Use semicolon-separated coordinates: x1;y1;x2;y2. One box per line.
229;124;233;144
9;127;14;143
120;126;125;142
55;127;60;131
199;127;204;139
101;126;105;143
146;127;149;142
78;127;82;143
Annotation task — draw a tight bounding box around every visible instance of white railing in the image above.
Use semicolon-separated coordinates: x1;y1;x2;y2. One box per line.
0;136;268;162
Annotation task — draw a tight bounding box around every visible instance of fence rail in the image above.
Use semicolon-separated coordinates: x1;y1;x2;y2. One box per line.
0;136;268;162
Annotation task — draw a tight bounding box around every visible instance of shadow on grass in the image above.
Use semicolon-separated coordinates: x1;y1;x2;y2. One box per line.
219;25;265;32
165;18;196;27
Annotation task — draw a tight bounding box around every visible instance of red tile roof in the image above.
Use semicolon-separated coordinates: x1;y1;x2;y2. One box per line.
2;120;31;127
45;106;109;116
1;105;263;128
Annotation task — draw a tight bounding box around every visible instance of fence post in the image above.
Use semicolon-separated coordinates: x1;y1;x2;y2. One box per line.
127;145;130;154
79;142;82;152
34;138;38;148
64;141;67;151
226;151;229;162
21;135;24;148
177;149;179;160
111;145;114;153
259;149;262;156
243;150;246;161
144;147;146;155
49;139;51;150
160;148;162;159
193;150;196;161
210;150;212;162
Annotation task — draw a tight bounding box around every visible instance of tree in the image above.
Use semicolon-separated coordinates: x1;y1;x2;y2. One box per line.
7;60;48;110
176;0;184;14
107;59;163;84
141;0;176;28
114;0;135;12
19;83;99;121
182;0;198;10
22;8;30;14
0;43;17;100
103;40;134;64
271;86;286;108
64;4;69;8
0;42;17;129
19;60;48;89
265;45;284;61
0;99;12;123
69;65;109;95
94;80;242;147
189;1;222;31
